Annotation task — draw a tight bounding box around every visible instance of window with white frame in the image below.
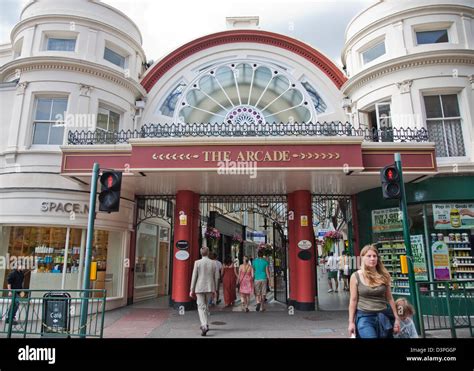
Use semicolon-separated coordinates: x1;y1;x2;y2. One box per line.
97;105;120;133
360;102;392;142
424;94;465;157
104;46;126;68
361;40;386;65
416;29;449;45
46;37;76;51
32;97;67;145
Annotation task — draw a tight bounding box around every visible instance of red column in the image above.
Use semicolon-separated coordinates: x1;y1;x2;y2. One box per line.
287;190;316;310
287;193;297;304
171;190;200;309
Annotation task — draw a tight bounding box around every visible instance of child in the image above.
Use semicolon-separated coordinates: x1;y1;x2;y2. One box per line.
394;298;418;338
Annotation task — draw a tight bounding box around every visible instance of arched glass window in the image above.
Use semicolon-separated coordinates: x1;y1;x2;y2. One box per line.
159;61;328;124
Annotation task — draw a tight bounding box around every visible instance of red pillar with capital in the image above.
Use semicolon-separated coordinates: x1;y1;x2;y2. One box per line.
171;190;200;310
287;190;316;310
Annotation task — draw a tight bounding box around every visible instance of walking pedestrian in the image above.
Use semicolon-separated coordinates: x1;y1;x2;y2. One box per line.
189;247;220;336
5;263;24;325
238;256;253;312
326;252;339;293
209;253;223;305
222;255;238;307
253;250;271;312
340;251;350;291
348;245;401;338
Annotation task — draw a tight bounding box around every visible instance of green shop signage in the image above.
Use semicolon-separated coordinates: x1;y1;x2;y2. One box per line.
371;207;402;233
411;235;428;281
433;203;474;230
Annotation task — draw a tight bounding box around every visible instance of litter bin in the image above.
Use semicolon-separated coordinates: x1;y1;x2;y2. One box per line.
42;292;71;337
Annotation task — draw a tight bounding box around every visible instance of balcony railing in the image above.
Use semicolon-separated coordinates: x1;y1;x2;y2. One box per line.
67;122;429;145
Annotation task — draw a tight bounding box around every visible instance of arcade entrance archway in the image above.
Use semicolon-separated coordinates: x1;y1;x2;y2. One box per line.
130;192;356;311
199;194;288;305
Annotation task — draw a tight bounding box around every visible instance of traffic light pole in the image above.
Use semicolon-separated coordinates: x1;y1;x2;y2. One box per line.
79;162;100;338
394;153;420;332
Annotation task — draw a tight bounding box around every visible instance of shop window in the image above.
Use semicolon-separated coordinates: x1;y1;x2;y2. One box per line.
134;223;170;294
424;204;473;285
0;226;83;292
423;94;465;157
92;229;122;298
135;223;158;287
32;97;68;145
361;40;386;65
0;226;123;298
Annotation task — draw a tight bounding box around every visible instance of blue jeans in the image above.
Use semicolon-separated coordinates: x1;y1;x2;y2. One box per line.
356;309;394;338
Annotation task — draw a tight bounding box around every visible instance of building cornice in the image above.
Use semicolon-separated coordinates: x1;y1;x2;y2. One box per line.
0;56;146;96
342;4;474;65
10;15;145;61
341;50;474;94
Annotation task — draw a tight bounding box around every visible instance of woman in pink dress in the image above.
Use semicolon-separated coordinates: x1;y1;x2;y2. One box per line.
222;255;238;307
238;256;254;312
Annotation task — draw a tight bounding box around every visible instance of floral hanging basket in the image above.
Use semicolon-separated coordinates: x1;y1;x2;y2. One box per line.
322;230;343;256
205;227;221;253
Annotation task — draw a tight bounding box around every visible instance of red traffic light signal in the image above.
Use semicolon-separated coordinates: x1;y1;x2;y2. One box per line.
98;171;122;212
380;164;401;200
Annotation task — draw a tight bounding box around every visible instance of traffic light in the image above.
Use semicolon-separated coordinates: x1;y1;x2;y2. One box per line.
380;164;401;200
98;171;122;212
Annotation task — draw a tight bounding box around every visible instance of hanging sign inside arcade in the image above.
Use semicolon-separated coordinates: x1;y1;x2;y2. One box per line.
130;144;363;169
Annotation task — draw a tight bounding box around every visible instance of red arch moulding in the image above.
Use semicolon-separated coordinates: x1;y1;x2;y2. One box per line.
141;29;348;93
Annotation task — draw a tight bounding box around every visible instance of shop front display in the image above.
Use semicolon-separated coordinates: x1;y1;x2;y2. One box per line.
0;225;124;297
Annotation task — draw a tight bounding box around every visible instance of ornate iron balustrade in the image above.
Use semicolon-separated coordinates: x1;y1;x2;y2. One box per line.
67;122;429;145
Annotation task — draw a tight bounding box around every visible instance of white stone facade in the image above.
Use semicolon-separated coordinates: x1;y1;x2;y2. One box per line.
341;0;474;172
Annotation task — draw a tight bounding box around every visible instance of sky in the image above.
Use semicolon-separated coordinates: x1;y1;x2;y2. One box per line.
0;0;375;66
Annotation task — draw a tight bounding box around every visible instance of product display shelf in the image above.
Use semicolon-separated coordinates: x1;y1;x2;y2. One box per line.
376;238;409;295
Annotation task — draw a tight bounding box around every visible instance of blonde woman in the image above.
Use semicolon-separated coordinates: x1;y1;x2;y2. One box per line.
348;245;401;338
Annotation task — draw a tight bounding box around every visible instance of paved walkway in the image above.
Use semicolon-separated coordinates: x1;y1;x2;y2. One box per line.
103;294;350;338
103;269;352;338
101;268;472;338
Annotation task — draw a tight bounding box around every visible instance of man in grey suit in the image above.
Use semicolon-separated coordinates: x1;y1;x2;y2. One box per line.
189;246;220;336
